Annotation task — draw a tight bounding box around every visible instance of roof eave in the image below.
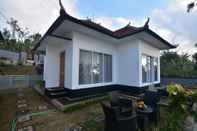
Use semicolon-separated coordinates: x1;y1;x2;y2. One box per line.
33;13;176;51
32;15;65;51
144;28;176;49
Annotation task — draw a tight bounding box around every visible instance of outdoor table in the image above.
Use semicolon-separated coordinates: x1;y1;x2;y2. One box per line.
136;107;153;131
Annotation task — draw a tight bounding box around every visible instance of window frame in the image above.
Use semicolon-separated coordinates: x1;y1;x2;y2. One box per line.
141;54;159;84
79;49;113;85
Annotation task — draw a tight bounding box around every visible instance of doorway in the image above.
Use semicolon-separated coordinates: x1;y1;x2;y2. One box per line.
59;51;65;87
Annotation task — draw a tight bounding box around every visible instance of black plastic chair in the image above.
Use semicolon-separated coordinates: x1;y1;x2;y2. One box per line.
101;102;138;131
142;91;160;124
110;95;133;116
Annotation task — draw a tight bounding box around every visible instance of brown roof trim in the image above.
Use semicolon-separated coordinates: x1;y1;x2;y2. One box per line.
49;34;72;41
33;13;176;51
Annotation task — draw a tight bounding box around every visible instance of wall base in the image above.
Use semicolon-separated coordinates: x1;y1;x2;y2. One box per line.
45;84;160;99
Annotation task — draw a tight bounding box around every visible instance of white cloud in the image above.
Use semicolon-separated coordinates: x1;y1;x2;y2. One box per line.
2;0;196;54
94;16;147;31
1;0;143;33
150;0;197;54
94;17;132;31
1;0;79;34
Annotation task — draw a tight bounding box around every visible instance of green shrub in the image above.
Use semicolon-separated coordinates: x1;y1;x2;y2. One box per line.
36;80;45;88
81;118;103;131
0;60;14;67
164;84;196;131
17;61;23;66
0;61;6;67
191;91;197;103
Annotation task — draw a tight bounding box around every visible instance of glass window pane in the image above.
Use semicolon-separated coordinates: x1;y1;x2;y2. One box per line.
154;58;158;81
142;55;159;83
147;56;151;82
79;50;92;84
142;55;147;83
104;54;112;82
92;52;103;83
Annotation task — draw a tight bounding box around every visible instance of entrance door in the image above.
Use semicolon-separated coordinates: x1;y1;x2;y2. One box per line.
59;51;65;87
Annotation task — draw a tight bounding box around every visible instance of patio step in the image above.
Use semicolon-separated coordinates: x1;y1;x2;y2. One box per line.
45;88;68;99
46;87;66;93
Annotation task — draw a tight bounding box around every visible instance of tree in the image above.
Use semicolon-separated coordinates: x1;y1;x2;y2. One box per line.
187;1;197;12
160;51;195;77
0;18;42;61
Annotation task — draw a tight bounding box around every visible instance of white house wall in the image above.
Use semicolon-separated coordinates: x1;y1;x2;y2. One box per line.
44;39;73;88
139;40;161;87
44;31;162;89
116;39;141;87
72;32;117;89
71;32;161;89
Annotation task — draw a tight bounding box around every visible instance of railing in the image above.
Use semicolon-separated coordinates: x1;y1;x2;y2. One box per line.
0;75;42;89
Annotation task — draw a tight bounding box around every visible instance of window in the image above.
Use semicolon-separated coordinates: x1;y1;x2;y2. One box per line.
142;55;151;83
79;50;92;84
92;52;103;83
79;49;112;85
142;54;158;83
104;54;112;82
153;58;158;81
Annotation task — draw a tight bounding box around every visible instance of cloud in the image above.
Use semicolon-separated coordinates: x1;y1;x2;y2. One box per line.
94;17;132;31
93;16;147;31
1;0;79;34
1;0;196;54
150;0;197;54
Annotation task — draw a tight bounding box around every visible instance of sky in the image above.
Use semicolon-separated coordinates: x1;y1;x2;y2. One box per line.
0;0;197;54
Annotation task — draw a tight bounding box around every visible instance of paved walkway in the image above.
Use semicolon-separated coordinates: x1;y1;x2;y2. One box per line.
15;88;49;131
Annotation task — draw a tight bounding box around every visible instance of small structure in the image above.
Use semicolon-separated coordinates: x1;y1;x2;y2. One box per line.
34;0;176;98
33;51;45;65
0;49;27;65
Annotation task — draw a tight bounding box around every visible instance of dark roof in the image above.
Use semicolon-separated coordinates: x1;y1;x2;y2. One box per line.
113;25;145;38
0;31;4;41
33;10;176;51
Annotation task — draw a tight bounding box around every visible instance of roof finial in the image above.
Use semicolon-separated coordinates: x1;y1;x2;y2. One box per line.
59;0;67;15
127;22;131;26
144;17;150;28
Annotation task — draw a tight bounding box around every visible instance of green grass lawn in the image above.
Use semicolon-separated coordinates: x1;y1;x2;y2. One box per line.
81;118;104;131
0;87;174;131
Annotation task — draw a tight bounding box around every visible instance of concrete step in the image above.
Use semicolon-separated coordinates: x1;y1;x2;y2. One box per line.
45;87;68;99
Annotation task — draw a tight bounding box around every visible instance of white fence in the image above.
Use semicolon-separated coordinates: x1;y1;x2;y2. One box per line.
0;75;42;89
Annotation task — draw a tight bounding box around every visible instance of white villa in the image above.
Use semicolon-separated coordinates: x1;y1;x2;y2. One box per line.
34;2;175;98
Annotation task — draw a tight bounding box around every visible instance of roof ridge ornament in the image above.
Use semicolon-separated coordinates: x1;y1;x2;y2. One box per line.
126;22;131;27
144;17;150;28
59;0;67;16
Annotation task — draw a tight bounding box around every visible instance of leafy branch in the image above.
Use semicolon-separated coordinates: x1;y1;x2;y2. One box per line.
187;0;197;12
